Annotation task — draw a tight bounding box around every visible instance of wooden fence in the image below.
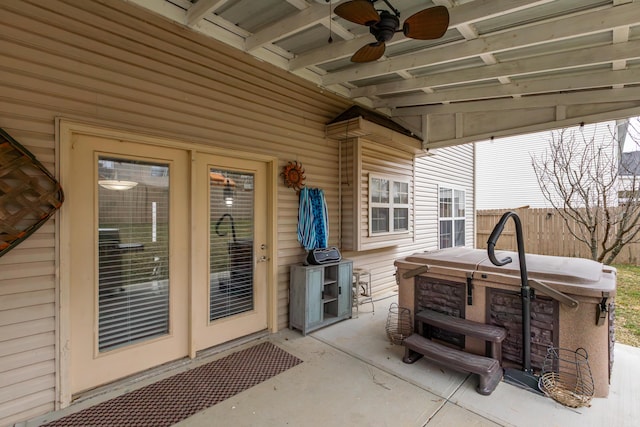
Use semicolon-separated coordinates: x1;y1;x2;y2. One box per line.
476;207;640;265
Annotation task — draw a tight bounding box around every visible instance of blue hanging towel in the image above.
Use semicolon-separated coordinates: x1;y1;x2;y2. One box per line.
297;187;315;250
297;187;329;250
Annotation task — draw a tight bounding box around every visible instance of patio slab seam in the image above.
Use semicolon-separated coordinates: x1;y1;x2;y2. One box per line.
310;332;513;427
309;332;469;401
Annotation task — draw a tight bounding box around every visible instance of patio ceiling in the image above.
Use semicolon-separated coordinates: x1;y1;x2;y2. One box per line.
129;0;640;149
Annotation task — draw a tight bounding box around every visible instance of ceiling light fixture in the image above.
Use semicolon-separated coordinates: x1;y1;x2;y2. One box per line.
98;167;138;191
223;182;234;206
98;179;138;191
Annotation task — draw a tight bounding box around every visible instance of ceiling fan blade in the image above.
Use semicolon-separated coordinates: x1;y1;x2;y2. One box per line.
403;5;450;40
335;0;380;26
351;42;386;63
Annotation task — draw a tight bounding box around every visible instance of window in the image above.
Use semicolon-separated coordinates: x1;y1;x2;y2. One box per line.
618;189;640;206
370;175;409;234
439;186;466;248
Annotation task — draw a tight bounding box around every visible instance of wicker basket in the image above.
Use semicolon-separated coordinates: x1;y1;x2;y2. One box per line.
385;303;413;345
538;347;594;408
0;128;64;258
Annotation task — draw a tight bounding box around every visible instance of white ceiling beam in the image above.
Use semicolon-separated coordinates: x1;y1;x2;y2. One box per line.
286;0;311;9
393;87;640;116
127;0;251;49
456;23;478;40
186;0;228;26
351;39;640;98
289;34;376;69
191;14;247;50
381;68;640;109
127;0;189;25
323;2;640;86
612;26;630;82
396;70;413;79
321;19;354;41
470;28;512;84
445;0;556;25
245;0;347;51
556;105;567;121
289;0;553;70
424;105;640;150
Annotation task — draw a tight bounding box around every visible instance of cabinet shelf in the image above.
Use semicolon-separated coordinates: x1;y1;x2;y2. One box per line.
289;260;353;335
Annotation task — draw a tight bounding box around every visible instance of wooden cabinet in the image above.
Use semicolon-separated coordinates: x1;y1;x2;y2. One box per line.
289;260;353;335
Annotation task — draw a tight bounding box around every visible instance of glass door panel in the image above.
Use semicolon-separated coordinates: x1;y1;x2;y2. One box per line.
192;153;268;352
209;169;255;321
97;158;170;352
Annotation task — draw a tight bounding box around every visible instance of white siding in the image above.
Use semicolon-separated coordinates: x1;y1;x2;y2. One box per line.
416;144;476;250
340;139;415;252
342;143;475;296
476;122;617;209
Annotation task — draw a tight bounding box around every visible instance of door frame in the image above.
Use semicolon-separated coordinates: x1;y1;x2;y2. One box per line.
191;153;269;355
57;119;278;407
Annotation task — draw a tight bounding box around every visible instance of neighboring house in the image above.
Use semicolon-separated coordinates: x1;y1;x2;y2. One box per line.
618;150;640;204
475;121;624;210
0;3;474;425
620;151;640;176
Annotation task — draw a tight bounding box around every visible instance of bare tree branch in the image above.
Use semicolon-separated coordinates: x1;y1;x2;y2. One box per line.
531;120;640;264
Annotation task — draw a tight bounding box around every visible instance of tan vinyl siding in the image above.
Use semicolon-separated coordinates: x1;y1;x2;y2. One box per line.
0;0;350;423
359;144;414;248
339;139;358;251
420;144;475;249
342;143;475;296
0;1;475;424
340;140;415;252
0;254;56;426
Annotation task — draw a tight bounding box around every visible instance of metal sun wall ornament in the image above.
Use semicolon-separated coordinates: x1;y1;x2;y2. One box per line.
0;128;64;257
281;161;306;193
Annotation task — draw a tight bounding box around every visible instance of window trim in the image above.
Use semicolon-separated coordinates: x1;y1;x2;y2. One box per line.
438;184;466;249
368;174;410;236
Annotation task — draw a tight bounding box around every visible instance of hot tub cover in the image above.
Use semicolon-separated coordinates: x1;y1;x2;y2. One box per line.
401;247;615;297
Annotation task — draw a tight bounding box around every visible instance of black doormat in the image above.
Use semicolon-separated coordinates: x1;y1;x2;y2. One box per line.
43;342;302;427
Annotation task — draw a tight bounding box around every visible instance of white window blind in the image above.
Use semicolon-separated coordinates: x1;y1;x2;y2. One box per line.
209;170;255;321
97;158;170;352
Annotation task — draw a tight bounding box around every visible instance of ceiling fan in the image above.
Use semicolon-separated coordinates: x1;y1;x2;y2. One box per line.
334;0;450;63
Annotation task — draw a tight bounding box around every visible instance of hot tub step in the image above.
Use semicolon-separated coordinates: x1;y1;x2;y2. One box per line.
402;333;503;395
416;309;506;360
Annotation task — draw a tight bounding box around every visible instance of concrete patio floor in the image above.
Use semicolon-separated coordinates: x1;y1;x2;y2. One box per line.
26;293;639;427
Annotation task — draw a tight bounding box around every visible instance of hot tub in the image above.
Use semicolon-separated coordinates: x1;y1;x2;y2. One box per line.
394;247;616;397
